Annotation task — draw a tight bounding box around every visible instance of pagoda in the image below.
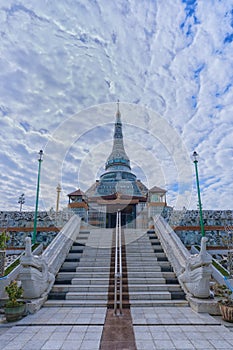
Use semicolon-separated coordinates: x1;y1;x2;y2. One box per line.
68;102;170;228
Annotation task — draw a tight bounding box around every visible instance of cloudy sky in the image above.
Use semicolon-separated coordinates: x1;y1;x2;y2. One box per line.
0;0;232;212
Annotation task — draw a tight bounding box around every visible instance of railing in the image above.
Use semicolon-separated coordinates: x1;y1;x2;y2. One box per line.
153;215;189;277
114;210;123;316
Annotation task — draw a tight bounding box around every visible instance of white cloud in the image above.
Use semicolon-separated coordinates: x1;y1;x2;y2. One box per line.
0;0;232;211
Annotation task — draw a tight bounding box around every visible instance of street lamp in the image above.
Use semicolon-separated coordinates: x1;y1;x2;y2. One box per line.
192;151;205;237
18;193;25;211
32;150;43;244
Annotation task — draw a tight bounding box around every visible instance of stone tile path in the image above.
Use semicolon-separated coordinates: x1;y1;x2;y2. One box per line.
0;307;106;350
0;306;233;349
132;307;233;350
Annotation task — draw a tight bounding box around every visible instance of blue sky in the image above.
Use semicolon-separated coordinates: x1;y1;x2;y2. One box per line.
0;0;232;211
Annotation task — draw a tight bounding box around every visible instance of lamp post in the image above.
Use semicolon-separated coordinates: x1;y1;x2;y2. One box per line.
32;150;43;244
18;193;25;211
192;151;205;237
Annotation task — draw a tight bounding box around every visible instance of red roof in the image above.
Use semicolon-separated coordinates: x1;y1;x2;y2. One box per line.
89;192;147;202
149;186;166;193
67;189;85;197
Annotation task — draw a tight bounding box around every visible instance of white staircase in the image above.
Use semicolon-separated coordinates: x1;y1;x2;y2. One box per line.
45;227;188;308
125;229;187;307
45;229;112;307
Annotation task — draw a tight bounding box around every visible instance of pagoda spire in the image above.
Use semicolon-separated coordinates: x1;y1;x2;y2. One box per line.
116;99;120;123
105;101;131;171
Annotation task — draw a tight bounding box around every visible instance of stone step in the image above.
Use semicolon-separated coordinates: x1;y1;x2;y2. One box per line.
59;267;77;272
128;270;175;277
55;277;110;285
81;250;111;254
128;277;166;284
81;258;112;261
76;238;89;243
80;252;111;256
161;265;174;272
149;238;160;242
66;292;109;300
45;298;188;308
157;257;169;262
126;265;169;271
127;284;182;292
78;258;111;263
154;260;171;266
80;250;111;252
126;252;155;256
151;243;163;247
67;253;83;258
125;248;155;251
129;291;171;300
126;256;158;260
72;242;85;247
69;277;170;285
47;227;187;308
72;273;110;279
51;283;182;294
76;266;110;271
44;299;108;307
129;299;188;307
124;266;162;272
153;252;167;258
75;269;110;275
125;254;158;258
64;258;80;263
69;249;84;253
126;251;155;254
62;262;80;269
127;271;164;278
51;285;109;293
126;245;156;249
126;261;158;265
78;261;111;266
80;255;111;259
57;272;109;279
153;248;164;253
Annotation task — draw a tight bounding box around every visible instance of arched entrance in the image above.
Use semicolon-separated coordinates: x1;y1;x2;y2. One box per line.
106;204;136;228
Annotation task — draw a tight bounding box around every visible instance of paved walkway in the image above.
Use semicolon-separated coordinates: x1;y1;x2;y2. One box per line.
0;306;233;349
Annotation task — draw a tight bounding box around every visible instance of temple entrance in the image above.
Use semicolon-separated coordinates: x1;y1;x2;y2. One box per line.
106;204;136;228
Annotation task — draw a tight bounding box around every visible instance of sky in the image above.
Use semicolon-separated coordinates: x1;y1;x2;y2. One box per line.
0;0;232;212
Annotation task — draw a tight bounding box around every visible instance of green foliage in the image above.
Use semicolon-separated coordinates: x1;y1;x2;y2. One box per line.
0;231;9;250
5;280;23;308
195;244;230;277
4;258;20;276
211;283;233;306
212;260;230;277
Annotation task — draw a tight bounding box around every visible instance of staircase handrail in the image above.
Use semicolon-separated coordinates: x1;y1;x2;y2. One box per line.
153;215;189;276
154;215;214;299
114;211;118;314
18;215;81;302
114;210;123;315
119;211;122;312
43;214;81;276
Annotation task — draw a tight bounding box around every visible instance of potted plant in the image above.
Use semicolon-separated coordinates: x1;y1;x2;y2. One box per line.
212;283;233;322
4;280;25;322
0;230;9;277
